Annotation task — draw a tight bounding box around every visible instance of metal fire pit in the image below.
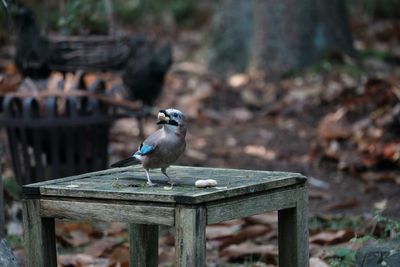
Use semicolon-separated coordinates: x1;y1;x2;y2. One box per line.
1;94;118;185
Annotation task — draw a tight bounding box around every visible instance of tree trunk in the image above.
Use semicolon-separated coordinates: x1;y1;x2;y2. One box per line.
314;0;354;57
250;0;355;75
250;0;316;74
208;0;254;75
209;0;355;76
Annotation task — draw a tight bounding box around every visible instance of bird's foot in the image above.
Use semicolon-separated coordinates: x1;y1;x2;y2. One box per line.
146;181;157;187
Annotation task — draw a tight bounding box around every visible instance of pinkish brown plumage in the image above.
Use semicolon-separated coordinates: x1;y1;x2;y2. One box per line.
111;108;187;186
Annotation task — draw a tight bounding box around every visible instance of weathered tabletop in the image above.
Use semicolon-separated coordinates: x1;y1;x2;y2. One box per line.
22;165;307;204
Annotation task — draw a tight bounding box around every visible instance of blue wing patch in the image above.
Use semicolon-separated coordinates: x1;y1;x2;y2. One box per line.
138;143;155;155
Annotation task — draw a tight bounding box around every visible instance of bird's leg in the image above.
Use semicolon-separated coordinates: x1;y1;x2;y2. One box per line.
145;169;156;186
161;167;174;185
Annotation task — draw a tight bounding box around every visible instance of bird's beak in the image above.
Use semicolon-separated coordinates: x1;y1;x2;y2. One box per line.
157;110;170;125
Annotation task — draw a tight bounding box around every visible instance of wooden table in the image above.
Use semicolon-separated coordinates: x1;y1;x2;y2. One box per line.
22;165;309;267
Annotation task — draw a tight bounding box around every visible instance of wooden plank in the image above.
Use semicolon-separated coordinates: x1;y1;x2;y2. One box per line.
40;199;175;226
207;186;299;224
278;185;309;267
22;199;57;267
23;166;307;205
24;165;305;188
23;166;133;189
129;224;158;267
35;178;302;204
175;205;206;267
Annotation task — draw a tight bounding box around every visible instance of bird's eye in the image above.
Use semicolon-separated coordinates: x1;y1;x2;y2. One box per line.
172;113;178;118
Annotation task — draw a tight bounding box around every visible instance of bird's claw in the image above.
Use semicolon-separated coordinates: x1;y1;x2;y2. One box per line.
147;181;156;187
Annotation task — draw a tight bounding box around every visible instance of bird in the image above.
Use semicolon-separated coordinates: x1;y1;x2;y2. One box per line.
122;39;173;106
11;1;52;79
111;108;187;186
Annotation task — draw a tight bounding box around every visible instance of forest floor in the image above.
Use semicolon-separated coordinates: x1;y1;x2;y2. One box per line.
1;14;400;267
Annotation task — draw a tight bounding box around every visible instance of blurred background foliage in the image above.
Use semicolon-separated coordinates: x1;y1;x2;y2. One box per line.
1;0;399;32
1;0;399;73
0;0;203;34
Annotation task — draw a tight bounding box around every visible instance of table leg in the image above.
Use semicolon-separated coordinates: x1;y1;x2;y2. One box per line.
175;205;206;267
22;199;57;267
129;224;159;267
278;185;309;267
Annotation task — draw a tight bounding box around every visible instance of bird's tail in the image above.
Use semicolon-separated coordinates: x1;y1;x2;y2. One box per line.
111;157;141;168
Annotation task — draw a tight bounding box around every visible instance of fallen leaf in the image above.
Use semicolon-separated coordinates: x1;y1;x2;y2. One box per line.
59;229;91;247
244;145;277;160
310;257;330;267
317;109;351;140
56;222;93;233
106;222;127;236
172;61;207;75
177;95;202;118
206;224;241;240
361;172;400;184
310;230;354;245
373;199;388;211
287;85;323;101
337;151;367;171
159;234;175;246
220;241;278;259
227;73;249;88
323;197;359;211
383;142;400;161
229;108;253;122
185;149;207;161
159;247;175;264
240;90;264;108
219;224;272;249
108;246;129;267
243;212;277;226
309;243;326;258
85;237;124;257
58;253;108;267
309;189;331;200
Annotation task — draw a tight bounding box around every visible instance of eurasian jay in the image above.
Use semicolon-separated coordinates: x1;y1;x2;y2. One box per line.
111;108;187;186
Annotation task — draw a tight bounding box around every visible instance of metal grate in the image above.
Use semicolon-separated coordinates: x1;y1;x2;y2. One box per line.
1;94;116;185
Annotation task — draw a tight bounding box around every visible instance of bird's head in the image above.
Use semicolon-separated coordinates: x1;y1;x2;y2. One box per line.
157;108;186;135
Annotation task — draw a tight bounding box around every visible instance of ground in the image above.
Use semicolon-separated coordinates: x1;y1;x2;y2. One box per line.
110;65;400;220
